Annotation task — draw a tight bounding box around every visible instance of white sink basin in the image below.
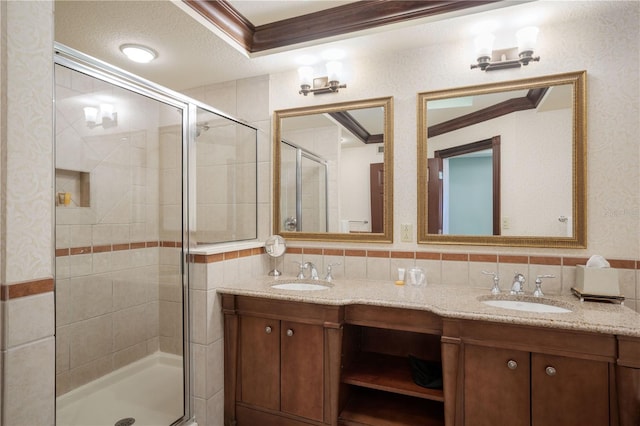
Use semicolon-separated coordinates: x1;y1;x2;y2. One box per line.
482;299;572;314
271;282;331;291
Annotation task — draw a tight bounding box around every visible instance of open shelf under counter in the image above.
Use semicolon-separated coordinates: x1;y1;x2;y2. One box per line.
341;351;444;402
339;387;444;426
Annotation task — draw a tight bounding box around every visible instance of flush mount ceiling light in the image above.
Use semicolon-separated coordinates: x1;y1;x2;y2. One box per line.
471;26;540;71
298;61;347;96
120;44;157;63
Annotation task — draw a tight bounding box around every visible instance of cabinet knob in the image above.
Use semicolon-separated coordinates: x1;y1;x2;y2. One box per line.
545;366;557;376
265;326;272;334
286;329;294;337
507;360;518;370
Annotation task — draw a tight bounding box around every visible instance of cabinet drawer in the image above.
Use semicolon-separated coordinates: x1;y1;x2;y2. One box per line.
454;319;616;361
345;305;442;334
618;336;640;368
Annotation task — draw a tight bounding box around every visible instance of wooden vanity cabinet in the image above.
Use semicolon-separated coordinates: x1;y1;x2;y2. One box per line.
239;315;325;420
447;319;617;426
223;295;343;426
464;345;610;426
463;345;530;426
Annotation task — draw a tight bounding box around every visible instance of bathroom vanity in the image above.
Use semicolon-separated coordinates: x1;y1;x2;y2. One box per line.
219;279;640;426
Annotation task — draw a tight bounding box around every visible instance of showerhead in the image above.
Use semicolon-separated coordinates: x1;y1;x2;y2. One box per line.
196;122;210;137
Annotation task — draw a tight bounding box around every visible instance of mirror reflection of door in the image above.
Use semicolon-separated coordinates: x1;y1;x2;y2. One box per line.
280;142;298;231
428;136;500;235
300;154;328;232
369;163;384;233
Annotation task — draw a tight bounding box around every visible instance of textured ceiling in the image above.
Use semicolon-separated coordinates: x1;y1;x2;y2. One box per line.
54;1;565;92
228;0;360;26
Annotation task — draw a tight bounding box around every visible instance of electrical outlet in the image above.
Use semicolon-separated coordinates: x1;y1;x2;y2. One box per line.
502;217;510;229
400;224;413;242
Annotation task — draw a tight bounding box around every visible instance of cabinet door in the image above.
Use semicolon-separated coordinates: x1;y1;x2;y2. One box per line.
240;315;280;410
532;353;609;426
464;345;530;426
281;320;324;422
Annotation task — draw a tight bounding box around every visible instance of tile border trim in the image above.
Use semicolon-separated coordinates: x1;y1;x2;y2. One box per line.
187;245;639;270
1;278;54;301
56;240;180;257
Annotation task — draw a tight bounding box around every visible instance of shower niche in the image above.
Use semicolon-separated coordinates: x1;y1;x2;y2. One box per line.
55;168;90;207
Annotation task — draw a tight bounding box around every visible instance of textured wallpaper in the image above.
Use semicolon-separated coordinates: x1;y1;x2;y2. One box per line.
3;1;54;283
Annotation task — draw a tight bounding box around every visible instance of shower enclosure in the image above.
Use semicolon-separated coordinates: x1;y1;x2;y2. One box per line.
53;45;257;426
280;141;328;233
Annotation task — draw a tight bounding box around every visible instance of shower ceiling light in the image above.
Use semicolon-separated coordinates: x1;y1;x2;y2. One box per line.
84;104;118;129
120;44;157;63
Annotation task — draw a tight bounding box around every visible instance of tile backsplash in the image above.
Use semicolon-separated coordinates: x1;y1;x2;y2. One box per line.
190;246;639;313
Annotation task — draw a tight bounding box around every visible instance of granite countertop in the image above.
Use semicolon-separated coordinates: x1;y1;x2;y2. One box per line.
216;276;640;338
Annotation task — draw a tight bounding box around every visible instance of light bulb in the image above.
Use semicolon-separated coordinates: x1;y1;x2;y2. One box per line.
325;61;342;83
298;66;313;87
100;104;114;122
474;33;495;59
516;26;539;54
83;106;98;125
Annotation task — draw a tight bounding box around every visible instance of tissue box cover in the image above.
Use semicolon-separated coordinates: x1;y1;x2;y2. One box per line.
575;265;619;296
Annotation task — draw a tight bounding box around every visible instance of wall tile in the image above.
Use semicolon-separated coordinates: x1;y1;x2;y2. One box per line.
206;339;224;398
69;314;112;368
5;293;54;348
3;338;55;426
415;259;441;286
441;260;469;286
206;389;224;426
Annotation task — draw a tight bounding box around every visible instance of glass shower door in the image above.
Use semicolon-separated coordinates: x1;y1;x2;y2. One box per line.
300;154;327;233
54;62;187;426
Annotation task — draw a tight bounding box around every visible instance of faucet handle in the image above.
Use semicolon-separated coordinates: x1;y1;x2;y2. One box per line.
293;261;306;279
325;263;341;282
482;271;501;295
533;274;555;297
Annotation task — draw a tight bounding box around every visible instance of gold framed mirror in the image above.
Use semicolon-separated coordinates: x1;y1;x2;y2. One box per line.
417;71;586;248
274;97;394;242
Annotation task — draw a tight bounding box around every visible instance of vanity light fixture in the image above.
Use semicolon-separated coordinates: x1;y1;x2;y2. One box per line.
120;43;157;63
471;26;540;71
298;61;347;96
83;104;118;129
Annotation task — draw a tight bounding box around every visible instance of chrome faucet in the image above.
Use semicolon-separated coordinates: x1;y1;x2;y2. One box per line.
510;273;526;295
482;271;501;295
325;263;341;282
303;261;319;280
533;274;555;297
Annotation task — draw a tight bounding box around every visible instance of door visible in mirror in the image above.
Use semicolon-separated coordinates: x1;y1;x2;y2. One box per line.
418;71;586;248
